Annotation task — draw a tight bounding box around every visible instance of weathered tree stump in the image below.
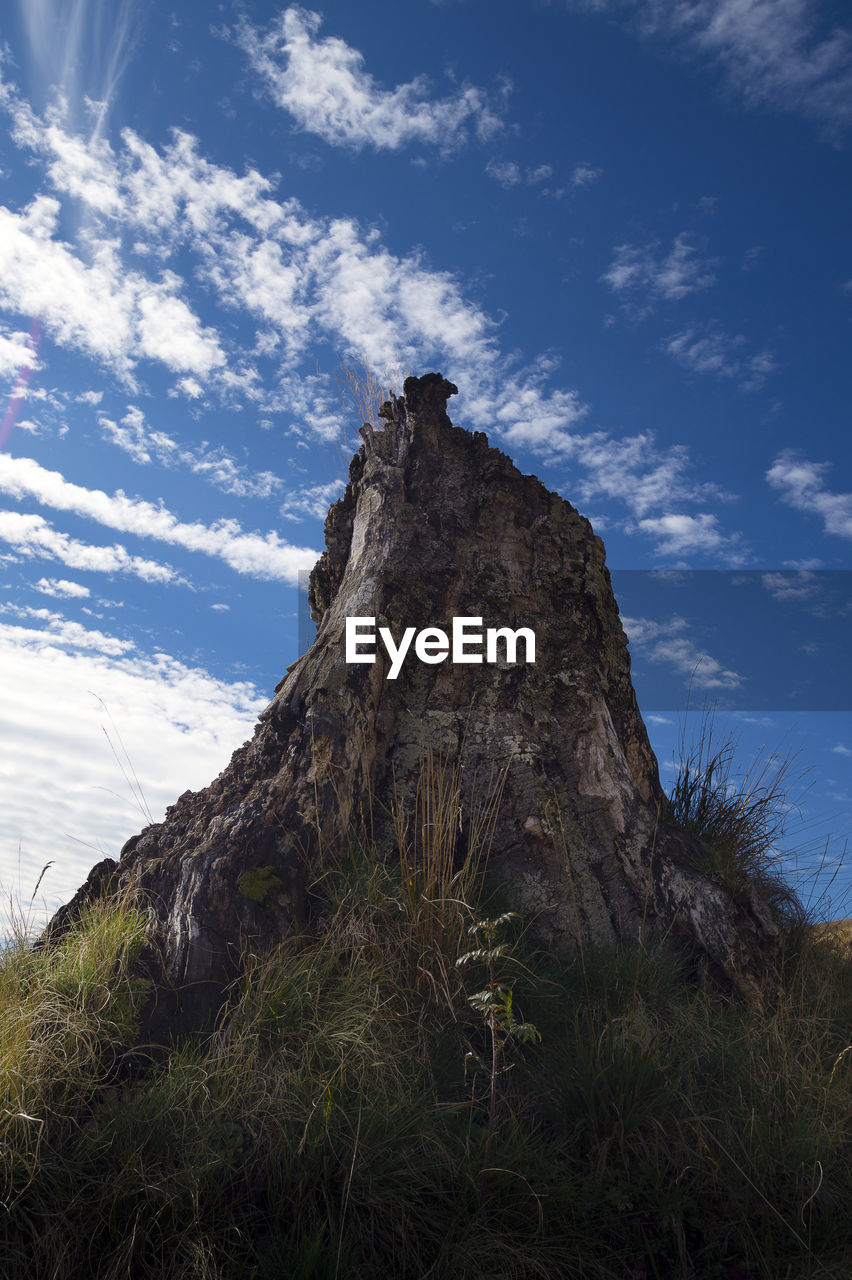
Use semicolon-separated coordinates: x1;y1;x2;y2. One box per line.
48;373;779;1035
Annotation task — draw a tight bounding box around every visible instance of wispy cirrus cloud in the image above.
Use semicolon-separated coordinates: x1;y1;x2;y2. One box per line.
233;6;504;152
14;0;139;141
485;160;557;188
565;0;852;135
665;324;777;389
573;431;732;517
1;603;133;656
99;406;286;500
0;509;179;583
622;612;743;689
603;232;717;303
634;511;746;560
485;158;599;197
485;159;522;187
767;450;852;540
571;162;603;187
761;569;821;601
279;478;345;521
34;576;91;599
0;455;319;582
0;61;744;550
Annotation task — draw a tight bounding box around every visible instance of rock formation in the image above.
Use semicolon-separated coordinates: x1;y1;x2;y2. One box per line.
48;373;779;1035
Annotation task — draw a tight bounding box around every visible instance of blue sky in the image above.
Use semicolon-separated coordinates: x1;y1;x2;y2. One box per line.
1;0;850;925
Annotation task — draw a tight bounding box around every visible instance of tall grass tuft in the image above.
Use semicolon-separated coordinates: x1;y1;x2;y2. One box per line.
390;742;509;961
334;358;392;432
331;356;407;454
0;894;149;1217
664;709;807;927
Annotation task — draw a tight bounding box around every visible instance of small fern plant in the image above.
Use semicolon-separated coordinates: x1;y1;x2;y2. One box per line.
456;911;540;1211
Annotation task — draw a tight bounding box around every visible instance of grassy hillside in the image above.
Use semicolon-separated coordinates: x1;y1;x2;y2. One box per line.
2;724;849;1278
1;838;850;1280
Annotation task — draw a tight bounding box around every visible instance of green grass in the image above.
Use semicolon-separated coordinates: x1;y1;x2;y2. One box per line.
1;842;850;1279
2;720;850;1278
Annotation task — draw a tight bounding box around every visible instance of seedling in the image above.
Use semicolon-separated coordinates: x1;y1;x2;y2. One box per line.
456;911;540;1212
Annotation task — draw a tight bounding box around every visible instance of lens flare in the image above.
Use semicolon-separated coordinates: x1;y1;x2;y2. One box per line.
0;319;43;451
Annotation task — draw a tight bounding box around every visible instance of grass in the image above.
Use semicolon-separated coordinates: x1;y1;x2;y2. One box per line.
663;711;810;929
330;356;406;459
1;725;850;1278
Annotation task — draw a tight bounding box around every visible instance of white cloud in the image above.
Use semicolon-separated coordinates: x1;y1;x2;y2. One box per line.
0;65;734;541
622;613;690;645
117;126;288;242
831;743;852;757
575;431;731;517
34;577;91;599
1;604;133;656
603;232;717;301
235;6;503;151
568;0;852;133
274;372;352;444
136;281;224;375
767;450;852;540
622;612;742;689
99;406;286;500
0;325;35;379
527;164;554;183
8;102;503;403
464;361;743;532
98;404;172;465
0;617;266;917
486;160;560;188
571;162;602;186
665;324;776;389
0;455;320;583
486;159;522;186
479;360;589;456
0;509;179;582
634;512;744;559
782;557;824;570
761;570;820;601
174;376;204;399
280;478;345;521
0;196;224;385
649;637;742;688
33;118;124;213
0;75;577;465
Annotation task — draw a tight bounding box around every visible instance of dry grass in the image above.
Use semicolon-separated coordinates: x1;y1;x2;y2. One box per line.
334;358;391;431
807;918;852;956
1;734;850;1278
332;356;407;452
664;711;808;927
